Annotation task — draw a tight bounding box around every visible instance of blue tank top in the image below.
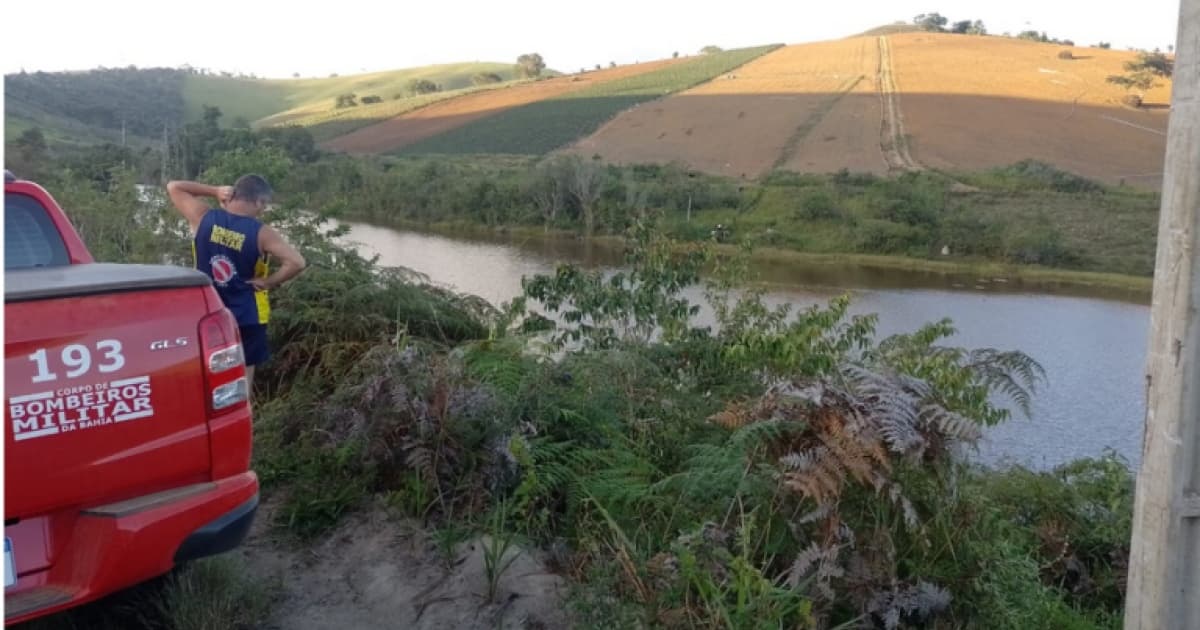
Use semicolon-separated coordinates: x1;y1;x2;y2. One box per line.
192;208;270;326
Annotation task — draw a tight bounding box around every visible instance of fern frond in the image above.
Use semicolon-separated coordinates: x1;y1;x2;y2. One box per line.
729;418;792;451
919;405;983;442
780;449;819;472
709;402;754;430
798;503;832;525
788;542;827;587
787;541;843;600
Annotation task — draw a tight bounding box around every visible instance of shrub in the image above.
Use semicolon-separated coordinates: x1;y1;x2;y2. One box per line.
471;72;504;85
407;79;439;95
863;174;946;228
796;188;840;220
831;168;880;188
1005;223;1082;267
996;160;1103;194
1058;49;1075;60
854;218;930;254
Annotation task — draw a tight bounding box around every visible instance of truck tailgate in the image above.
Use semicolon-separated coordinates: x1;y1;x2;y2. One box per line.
5;266;214;520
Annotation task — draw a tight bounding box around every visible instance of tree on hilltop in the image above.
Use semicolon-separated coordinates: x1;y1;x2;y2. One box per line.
516;53;546;78
913;13;948;31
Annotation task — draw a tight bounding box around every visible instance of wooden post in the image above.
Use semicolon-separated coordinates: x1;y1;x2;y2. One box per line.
1125;1;1200;627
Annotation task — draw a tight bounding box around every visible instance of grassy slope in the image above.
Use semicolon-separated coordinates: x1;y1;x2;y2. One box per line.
254;63;519;124
286;81;531;143
5;102;137;148
394;45;782;155
179;62;520;128
182;75;295;125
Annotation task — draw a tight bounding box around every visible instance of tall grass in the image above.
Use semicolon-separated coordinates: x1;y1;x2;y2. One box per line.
19;557;273;630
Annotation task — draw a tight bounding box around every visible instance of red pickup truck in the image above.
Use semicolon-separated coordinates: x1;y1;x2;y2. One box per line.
4;170;259;624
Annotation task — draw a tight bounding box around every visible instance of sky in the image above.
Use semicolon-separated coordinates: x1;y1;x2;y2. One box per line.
0;0;1183;79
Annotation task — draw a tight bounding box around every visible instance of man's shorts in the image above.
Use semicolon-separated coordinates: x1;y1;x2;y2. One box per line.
239;324;270;367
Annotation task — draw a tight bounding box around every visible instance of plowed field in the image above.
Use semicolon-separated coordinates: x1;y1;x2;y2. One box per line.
562;33;1171;189
563;38;886;179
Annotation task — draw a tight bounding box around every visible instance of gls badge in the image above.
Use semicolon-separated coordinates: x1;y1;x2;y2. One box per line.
150;337;189;351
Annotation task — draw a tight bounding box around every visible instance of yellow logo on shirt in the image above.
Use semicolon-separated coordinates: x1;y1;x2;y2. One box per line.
209;225;246;251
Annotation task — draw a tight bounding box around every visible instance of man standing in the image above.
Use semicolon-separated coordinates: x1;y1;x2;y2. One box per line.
167;175;306;386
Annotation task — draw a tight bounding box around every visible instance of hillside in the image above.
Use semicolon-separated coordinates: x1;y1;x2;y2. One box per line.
324;57;691;154
563;37;884;179
248;62;521;126
382;45;781;156
4;32;1174;191
887;32;1170;189
4;61;522;148
5;67;185;146
555;32;1172;189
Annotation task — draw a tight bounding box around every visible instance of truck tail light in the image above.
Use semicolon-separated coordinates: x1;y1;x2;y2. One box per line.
198;309;248;414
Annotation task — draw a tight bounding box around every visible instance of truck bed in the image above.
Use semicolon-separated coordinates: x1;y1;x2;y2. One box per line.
5;263;211;303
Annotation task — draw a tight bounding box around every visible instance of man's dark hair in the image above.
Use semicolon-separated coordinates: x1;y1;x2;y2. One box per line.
232;174;273;203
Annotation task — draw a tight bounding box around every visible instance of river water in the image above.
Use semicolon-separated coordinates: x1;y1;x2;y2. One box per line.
339;222;1150;471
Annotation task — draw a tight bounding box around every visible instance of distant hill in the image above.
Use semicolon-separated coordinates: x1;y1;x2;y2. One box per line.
4;61;525;148
4;32;1174;191
5;67;185;145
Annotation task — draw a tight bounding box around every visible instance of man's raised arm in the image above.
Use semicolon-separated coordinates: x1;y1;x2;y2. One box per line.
166;180;232;233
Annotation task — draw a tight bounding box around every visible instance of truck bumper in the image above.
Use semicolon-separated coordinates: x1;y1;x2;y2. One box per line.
4;472;258;626
173;494;258;564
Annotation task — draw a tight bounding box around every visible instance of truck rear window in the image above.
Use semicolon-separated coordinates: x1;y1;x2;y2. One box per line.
5;192;70;269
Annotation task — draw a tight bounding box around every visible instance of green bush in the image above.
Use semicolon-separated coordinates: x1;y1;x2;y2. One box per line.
863;173;946;228
795;188;840;220
854;218;931;254
993;160;1104;194
939;208;1007;257
1005;223;1082;266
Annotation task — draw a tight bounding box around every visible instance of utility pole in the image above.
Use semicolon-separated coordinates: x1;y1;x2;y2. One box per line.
161;123;169;185
1125;0;1200;628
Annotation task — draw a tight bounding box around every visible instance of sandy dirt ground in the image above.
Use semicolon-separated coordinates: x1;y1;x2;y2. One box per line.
239;500;572;629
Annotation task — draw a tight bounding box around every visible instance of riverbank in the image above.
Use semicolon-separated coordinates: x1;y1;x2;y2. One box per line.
30;164;1136;628
343;216;1154;303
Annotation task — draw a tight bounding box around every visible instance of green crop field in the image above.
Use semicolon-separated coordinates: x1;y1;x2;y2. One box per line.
393;45;782;155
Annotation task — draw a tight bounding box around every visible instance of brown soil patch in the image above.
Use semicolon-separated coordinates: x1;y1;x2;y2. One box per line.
563;38;884;179
888;32;1171;188
781;38;887;175
324;59;685;154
